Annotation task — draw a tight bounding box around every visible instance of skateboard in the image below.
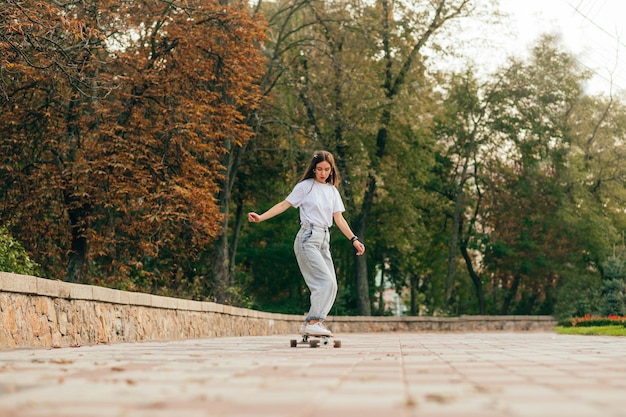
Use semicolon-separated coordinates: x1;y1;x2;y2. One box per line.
290;333;341;348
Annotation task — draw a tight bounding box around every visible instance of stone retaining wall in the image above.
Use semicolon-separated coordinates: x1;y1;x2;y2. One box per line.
0;272;557;350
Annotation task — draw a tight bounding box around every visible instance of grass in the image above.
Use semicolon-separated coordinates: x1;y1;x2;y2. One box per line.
555;325;626;336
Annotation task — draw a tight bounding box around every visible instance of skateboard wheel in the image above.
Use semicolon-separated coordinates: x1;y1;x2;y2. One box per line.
290;339;298;348
310;340;320;348
333;340;341;348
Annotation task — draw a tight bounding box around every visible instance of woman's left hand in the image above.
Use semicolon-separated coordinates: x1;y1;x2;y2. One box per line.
353;240;365;256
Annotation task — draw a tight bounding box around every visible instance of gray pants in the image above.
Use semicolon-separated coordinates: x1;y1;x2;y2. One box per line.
294;224;338;322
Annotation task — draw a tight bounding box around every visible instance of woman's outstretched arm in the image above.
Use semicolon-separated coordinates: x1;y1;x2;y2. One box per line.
248;200;292;223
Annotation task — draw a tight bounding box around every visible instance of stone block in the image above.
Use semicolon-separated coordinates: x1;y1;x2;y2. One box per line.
176;298;202;312
92;286;121;304
37;278;71;298
229;306;247;317
69;283;94;300
151;295;177;310
175;298;190;311
118;290;131;305
202;301;223;313
187;299;203;312
165;296;178;310
0;272;38;294
126;291;152;307
58;309;69;336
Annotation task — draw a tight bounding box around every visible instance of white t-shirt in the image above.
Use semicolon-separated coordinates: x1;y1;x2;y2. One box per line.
286;179;345;227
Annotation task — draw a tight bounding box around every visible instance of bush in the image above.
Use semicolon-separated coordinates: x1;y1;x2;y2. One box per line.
0;227;39;276
562;314;626;327
553;272;602;322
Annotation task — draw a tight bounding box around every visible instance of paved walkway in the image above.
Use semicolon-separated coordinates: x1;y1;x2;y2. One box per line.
1;332;625;417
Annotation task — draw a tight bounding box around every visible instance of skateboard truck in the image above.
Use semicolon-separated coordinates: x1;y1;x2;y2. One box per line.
290;334;341;348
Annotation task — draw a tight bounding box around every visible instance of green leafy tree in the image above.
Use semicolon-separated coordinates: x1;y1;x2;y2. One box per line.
0;227;39;276
250;0;485;315
432;70;491;314
479;36;590;314
552;61;626;318
430;35;626;315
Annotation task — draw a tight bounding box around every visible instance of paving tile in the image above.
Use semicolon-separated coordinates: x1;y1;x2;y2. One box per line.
2;332;626;417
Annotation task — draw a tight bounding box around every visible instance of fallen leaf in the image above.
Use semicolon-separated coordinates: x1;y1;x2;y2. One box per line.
50;359;73;365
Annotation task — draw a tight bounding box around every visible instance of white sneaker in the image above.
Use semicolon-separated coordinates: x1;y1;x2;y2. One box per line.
298;324;306;334
303;322;332;337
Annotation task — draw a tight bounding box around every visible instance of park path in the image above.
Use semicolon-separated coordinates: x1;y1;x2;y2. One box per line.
1;332;625;417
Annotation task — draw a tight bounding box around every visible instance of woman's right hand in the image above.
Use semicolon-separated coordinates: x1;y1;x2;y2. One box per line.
248;212;261;222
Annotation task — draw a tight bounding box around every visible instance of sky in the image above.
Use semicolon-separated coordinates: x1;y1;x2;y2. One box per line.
443;0;626;96
499;0;626;95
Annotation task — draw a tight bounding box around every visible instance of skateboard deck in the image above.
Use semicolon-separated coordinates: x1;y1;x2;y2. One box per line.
290;333;341;348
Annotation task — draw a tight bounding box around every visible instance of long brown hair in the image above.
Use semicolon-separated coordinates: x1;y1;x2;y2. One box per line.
298;150;340;186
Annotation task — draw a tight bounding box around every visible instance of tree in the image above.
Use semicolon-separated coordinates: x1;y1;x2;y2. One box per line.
470;36;617;314
0;227;39;276
0;0;266;294
346;0;476;315
433;70;491;313
601;247;625;316
428;35;626;315
209;0;322;304
259;0;481;315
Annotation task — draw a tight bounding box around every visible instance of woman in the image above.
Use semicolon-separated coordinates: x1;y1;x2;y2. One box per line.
248;150;365;336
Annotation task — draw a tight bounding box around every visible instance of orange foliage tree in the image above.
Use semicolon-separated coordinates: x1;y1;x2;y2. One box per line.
0;0;266;295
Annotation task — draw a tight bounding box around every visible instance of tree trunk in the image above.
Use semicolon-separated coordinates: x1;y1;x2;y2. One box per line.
65;201;88;283
212;226;230;303
63;88;88;284
410;273;418;316
212;143;246;304
446;154;471;303
229;197;245;282
212;149;234;303
501;273;521;315
66;234;87;283
446;187;463;302
354;251;370;315
459;243;485;314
